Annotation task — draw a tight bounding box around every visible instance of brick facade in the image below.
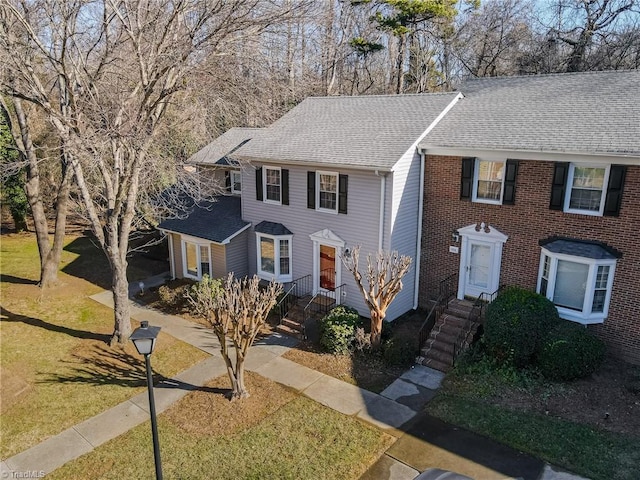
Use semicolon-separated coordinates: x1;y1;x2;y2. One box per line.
419;155;640;365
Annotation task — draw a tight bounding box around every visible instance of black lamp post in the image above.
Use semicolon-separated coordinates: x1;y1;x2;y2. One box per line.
130;321;163;480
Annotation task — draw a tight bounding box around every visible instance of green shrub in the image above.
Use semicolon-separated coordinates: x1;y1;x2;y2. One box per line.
483;287;560;367
318;306;361;355
382;336;416;367
537;322;605;380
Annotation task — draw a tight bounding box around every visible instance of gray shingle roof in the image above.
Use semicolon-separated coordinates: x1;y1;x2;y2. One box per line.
187;127;261;165
254;221;292;236
158;196;249;243
539;237;622;259
421;70;640;157
235;93;460;169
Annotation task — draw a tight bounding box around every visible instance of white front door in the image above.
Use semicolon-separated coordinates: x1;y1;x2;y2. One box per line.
456;223;508;300
464;241;492;298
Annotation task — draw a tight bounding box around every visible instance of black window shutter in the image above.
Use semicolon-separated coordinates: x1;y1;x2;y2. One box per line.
256;167;263;201
281;169;289;205
307;171;316;209
549;162;569;210
503;160;518;205
338;174;348;214
225;171;231;192
460;157;475;200
604;165;627;217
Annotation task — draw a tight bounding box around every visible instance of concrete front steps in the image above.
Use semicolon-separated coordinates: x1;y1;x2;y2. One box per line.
419;299;477;373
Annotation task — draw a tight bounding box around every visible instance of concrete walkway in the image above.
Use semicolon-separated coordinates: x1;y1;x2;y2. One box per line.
1;282;590;480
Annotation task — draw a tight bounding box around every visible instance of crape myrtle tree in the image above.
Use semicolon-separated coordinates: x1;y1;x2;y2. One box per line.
0;0;287;345
187;274;282;400
342;245;412;347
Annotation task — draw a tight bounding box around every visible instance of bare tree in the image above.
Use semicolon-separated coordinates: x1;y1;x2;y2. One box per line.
342;245;412;347
0;96;72;287
1;0;284;345
187;274;282;400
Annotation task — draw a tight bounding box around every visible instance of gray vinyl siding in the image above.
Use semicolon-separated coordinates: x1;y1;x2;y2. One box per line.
386;150;422;320
170;233;183;279
225;229;249;278
242;164;382;318
211;243;227;278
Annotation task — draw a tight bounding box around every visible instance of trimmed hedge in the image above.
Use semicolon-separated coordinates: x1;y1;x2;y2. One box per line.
537;322;606;380
484;287;560;367
318;305;362;355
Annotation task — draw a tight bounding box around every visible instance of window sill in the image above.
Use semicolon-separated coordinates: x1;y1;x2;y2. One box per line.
316;207;338;215
563;208;603;217
257;272;291;283
472;198;503;205
557;307;606;325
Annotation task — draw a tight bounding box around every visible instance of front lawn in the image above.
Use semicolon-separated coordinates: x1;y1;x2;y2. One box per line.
0;233;207;458
49;372;395;479
427;356;640;480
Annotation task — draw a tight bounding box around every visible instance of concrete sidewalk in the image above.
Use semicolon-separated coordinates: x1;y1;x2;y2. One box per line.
1;291;418;477
1;285;590;480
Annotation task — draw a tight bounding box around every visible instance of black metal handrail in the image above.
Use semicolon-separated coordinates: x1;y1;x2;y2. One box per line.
276;282;297;324
418;272;458;352
303;282;344;323
292;274;313;298
453;284;504;361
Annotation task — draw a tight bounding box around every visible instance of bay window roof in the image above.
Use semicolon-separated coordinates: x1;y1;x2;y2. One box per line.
538;237;622;260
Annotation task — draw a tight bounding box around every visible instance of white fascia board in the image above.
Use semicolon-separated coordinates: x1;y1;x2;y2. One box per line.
420;146;640;165
220;223;252;245
236;155;393;173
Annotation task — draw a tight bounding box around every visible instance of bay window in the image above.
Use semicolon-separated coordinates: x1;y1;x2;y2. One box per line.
256;233;292;282
536;239;619;324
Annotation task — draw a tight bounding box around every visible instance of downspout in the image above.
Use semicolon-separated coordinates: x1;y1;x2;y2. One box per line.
376;170;386;251
413;151;426;310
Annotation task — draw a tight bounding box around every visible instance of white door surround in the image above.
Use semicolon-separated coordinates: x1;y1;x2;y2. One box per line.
457;223;508;300
309;229;344;302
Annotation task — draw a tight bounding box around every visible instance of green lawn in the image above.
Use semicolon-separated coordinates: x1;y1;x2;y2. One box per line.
50;385;393;480
0;233;207;458
427;366;640;480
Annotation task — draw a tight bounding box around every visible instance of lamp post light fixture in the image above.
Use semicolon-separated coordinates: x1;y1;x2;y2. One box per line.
130;321;163;480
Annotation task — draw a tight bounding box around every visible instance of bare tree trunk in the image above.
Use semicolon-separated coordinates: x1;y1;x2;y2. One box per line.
39;150;71;288
395;33;406;94
233;353;248;399
110;255;132;345
12;97;70;288
370;310;383;347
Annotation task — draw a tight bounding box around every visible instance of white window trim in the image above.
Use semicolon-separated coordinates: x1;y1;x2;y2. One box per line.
181;237;212;280
230;170;242;194
316;170;339;214
263;166;282;205
536;248;617;325
472;158;506;205
256;233;293;282
563;164;610;216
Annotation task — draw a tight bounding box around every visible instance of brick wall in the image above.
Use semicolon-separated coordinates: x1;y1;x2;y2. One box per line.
419;155;640;365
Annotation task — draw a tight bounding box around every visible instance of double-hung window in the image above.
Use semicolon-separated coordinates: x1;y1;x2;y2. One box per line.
256;234;292;282
564;165;609;215
536;239;619;324
317;171;338;213
264;167;281;203
461;157;518;205
474;160;505;203
231;171;242;194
